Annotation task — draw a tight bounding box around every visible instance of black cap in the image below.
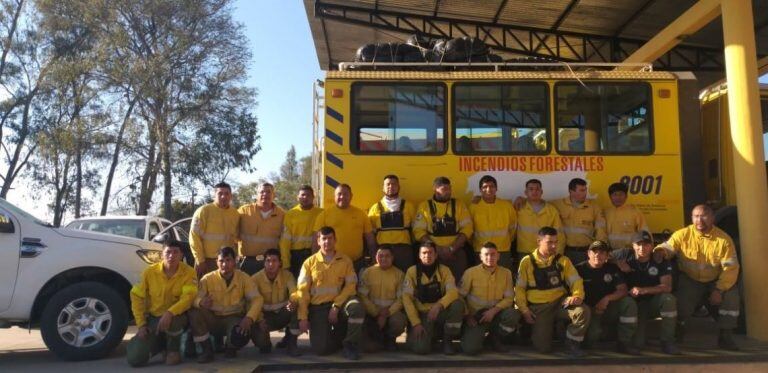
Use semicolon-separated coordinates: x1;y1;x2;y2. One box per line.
588;240;610;252
631;231;653;244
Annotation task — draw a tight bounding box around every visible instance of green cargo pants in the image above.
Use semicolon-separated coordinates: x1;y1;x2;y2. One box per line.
528;297;591;353
407;300;464;355
634;293;677;348
461;307;521;355
187;308;243;347
362;310;408;351
308;299;365;355
676;272;740;332
126;313;187;367
585;297;638;345
251;308;300;348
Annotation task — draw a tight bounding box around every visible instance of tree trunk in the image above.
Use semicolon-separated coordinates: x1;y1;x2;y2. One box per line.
0;92;34;198
160;131;173;220
100;97;137;215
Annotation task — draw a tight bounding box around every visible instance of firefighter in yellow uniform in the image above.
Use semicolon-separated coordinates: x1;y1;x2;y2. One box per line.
515;179;565;270
469;175;517;270
604;182;649;250
297;226;365;360
188;247;263;362
656;204;741;351
402;241;464;355
127;241;198;367
368;174;416;272
190;181;240;277
312;184;376;273
413;176;474;279
358;246;408;351
250;248;300;356
515;226;589;357
552;178;607;265
460;242;520;355
279;185;322;277
238;182;285;275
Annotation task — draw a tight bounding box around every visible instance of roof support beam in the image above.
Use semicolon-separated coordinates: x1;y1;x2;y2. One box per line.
622;0;721;66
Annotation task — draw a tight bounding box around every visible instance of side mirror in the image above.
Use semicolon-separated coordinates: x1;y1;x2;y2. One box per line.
152;232;169;244
0;213;14;234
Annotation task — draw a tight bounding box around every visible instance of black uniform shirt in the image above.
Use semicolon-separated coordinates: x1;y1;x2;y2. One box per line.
612;248;672;299
576;262;624;307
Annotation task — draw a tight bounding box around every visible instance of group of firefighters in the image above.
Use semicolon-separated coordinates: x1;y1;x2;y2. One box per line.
125;175;741;366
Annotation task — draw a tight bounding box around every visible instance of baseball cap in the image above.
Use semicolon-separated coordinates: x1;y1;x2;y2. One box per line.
588;240;610;252
631;231;653;244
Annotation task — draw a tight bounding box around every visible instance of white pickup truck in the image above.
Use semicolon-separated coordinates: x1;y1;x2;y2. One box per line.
0;198;162;361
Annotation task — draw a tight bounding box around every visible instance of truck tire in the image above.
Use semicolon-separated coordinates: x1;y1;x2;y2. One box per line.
40;281;129;361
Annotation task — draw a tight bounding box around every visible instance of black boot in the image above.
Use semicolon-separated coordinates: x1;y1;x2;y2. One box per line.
184;336;198;358
197;339;214;364
616;341;640;355
286;333;301;357
490;333;510;353
276;327;289;348
661;341;681;355
342;341;360;360
383;336;398;351
565;339;586;358
442;338;457;355
718;329;739;351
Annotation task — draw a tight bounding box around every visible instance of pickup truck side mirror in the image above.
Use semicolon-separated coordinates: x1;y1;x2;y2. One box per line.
151;232;169;244
0;213;14;233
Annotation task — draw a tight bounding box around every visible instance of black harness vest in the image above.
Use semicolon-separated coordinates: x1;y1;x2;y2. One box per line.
428;199;457;237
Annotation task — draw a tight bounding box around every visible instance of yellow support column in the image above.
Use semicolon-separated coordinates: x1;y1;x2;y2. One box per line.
721;0;768;340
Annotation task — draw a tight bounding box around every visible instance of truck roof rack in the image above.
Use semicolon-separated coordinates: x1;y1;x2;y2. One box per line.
337;61;653;72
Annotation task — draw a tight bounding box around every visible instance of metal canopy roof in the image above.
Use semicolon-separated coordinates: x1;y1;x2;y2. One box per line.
304;0;768;82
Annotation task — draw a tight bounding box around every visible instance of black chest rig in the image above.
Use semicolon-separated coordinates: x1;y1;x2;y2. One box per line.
416;267;443;303
429;199;457;237
529;254;566;291
378;200;407;231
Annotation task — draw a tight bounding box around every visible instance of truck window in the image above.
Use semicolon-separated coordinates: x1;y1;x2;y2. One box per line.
453;83;548;154
351;83;446;154
555;82;653;154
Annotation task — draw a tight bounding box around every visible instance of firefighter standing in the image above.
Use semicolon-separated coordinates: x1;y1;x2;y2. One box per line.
459;242;520;355
358;246;408;351
576;240;638;354
515;226;589;357
656;204;741;351
604;182;649;250
127;241;198;367
190;182;240;278
250;248;300;356
368;174;416;272
515;179;565;270
402;241;464;355
238;183;285;275
297;226;365;360
552;178;607;265
413;176;474;279
469;175;517;270
279;185;322;277
188;247;263;362
613;231;680;354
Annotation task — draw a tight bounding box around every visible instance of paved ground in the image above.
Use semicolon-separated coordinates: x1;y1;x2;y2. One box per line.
2;318;768;372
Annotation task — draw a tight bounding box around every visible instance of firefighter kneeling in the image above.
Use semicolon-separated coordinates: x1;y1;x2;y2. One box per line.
188;247;263;363
402;241;464;355
515;226;590;357
250;248;300;356
460;242;521;355
358;246;408;351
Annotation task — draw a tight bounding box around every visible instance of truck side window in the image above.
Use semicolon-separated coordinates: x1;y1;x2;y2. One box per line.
148;222;161;240
0;212;14;233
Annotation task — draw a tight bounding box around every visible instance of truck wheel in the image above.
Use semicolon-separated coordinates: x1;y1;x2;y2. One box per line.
40;281;128;361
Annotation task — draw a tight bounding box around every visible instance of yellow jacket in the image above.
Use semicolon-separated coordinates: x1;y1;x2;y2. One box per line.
552;197;607;247
514;250;584;313
516;201;565;254
460;264;515;314
190;203;240;263
412;198;473;247
402;264;459;326
312;205;372;261
658;225;739;291
195;270;262;321
296;251;357;320
130;262;198;328
279;205;323;268
238;203;285;257
469;198;517;252
251;269;297;321
358;265;404;317
605;204;649;249
368;198;415;245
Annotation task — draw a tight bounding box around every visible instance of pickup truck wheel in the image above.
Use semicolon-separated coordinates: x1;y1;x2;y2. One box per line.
40;282;128;361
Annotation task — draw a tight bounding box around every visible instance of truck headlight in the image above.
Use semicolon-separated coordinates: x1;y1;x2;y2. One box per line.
136;249;163;264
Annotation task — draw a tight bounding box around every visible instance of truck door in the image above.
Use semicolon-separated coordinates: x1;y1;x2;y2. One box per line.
0;206;21;311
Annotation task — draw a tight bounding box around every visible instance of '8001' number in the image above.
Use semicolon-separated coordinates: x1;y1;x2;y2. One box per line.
619;175;663;195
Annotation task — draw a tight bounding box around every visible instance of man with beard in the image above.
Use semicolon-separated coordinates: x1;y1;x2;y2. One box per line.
368;175;416;272
552;178;607;265
413;177;474;279
190;182;240;277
